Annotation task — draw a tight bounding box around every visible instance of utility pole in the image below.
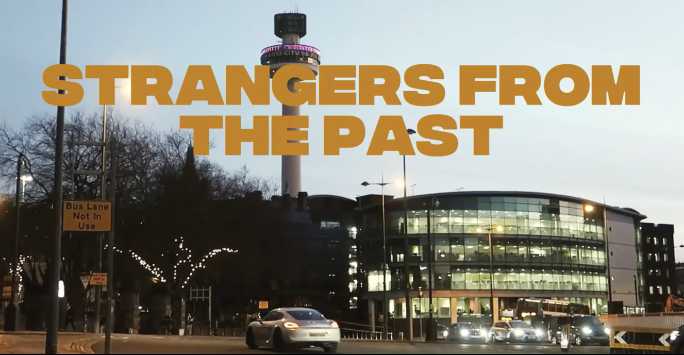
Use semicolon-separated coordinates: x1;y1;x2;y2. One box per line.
46;0;68;353
104;140;117;354
380;178;388;340
402;128;415;342
208;286;212;336
95;104;108;334
425;201;434;341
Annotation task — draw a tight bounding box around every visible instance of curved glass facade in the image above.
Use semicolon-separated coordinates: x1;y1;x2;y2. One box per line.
361;193;609;295
390;196;604;240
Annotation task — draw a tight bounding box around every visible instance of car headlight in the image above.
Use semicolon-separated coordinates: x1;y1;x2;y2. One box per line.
283;322;299;330
535;329;544;337
460;329;471;338
671;330;680;342
581;326;592;335
604;327;611;335
513;329;524;337
442;330;449;338
329;320;339;329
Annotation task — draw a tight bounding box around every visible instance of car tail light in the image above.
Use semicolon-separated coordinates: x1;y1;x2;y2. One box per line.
284;322;299;330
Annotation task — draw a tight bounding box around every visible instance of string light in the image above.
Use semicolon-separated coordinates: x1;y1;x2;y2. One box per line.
2;255;30;301
181;247;238;288
106;237;238;289
108;245;167;283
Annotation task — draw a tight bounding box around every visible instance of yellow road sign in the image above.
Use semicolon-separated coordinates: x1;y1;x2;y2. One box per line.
2;286;12;300
90;273;108;286
63;200;111;232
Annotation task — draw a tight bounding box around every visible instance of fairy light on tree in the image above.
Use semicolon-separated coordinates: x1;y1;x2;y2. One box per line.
2;255;30;301
181;247;238;288
107;236;237;288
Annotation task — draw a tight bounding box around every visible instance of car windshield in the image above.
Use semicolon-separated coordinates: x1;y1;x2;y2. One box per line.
287;310;325;321
510;321;532;329
575;317;602;328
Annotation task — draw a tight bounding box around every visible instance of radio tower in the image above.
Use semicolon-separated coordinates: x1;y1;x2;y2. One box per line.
260;13;320;197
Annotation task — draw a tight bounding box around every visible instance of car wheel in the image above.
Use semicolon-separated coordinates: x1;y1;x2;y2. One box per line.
272;328;286;352
323;343;338;353
551;336;557;345
574;336;582;346
246;329;257;349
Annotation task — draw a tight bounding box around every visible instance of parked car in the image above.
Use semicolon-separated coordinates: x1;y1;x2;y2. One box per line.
490;320;545;343
550;315;609;346
447;322;489;343
246;307;340;353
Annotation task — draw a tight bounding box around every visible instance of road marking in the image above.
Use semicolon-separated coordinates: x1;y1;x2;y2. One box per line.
659;333;670;347
615;331;627;344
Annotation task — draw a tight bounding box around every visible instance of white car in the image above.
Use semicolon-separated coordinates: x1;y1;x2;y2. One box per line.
246;307;341;353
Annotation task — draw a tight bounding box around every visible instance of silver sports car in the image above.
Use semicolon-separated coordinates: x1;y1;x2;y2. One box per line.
246;307;341;353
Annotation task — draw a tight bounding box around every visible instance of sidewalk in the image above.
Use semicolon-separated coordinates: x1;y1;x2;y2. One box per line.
0;331;100;354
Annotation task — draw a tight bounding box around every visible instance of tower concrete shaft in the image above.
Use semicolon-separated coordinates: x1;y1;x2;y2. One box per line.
281;31;301;197
261;12;319;197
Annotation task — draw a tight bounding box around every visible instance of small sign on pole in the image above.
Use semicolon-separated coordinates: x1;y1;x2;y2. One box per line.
258;300;269;310
63;200;112;232
2;286;12;300
80;273;92;289
90;273;108;286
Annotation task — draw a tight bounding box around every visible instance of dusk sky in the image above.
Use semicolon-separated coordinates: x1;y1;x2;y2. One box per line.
2;1;682;258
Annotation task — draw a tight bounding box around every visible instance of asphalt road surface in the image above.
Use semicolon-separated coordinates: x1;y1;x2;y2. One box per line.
91;335;610;354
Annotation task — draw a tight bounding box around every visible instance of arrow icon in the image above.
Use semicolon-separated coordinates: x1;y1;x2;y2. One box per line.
659;333;670;347
615;331;627;344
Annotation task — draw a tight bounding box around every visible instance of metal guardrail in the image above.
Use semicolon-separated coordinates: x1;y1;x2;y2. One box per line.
340;328;394;341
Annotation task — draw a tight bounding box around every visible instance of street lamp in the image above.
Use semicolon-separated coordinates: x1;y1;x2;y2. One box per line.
47;0;68;352
6;153;31;331
477;224;504;325
423;197;439;341
402;128;416;342
361;178;390;340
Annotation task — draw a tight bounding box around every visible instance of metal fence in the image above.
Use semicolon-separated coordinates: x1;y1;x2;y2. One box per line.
338;321;395;341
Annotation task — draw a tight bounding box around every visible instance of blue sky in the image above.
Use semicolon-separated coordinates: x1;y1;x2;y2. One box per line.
1;0;683;258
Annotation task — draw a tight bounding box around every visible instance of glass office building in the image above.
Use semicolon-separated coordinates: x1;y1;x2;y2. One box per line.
356;192;644;326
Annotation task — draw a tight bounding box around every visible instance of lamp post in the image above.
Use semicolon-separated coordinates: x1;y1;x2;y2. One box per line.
47;0;68;352
361;178;389;339
477;224;503;325
402;128;416;342
424;197;439;341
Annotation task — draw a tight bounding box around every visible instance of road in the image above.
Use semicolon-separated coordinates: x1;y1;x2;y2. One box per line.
90;335;609;354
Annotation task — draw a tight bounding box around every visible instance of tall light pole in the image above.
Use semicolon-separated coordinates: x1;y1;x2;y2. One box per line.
361;178;389;339
424;197;439;341
478;224;503;325
402;128;415;342
47;0;68;352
